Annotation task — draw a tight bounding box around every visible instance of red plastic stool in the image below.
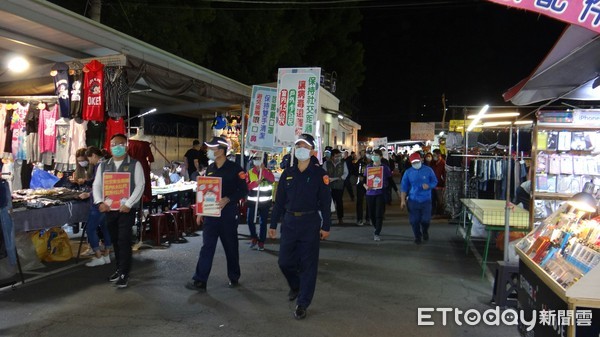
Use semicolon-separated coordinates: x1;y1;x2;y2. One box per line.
147;213;169;246
176;207;198;237
163;210;187;243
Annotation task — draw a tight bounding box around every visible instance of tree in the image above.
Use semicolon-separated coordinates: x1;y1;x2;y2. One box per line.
49;0;365;114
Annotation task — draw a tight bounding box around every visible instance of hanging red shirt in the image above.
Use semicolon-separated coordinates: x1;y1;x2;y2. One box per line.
82;59;105;121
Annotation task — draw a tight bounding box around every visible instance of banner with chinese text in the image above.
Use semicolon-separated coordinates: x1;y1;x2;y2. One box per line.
366;166;384;190
196;176;222;217
487;0;600;34
103;172;130;210
411;122;435;141
246;85;278;152
274;67;321;147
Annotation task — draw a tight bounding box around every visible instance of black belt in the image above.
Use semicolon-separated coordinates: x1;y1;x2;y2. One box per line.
286;210;317;216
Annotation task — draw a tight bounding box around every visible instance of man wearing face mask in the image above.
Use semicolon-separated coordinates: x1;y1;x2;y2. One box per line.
245;153;275;251
186;136;248;292
322;149;348;225
93;134;145;288
269;133;332;320
400;152;438;244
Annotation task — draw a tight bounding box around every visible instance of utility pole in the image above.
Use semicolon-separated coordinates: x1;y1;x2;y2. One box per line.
88;0;102;22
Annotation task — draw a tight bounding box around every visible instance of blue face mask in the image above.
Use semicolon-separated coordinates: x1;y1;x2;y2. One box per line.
111;145;126;157
371;155;381;162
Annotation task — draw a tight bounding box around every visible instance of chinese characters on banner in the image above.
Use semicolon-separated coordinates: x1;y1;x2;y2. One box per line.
411;122;435;141
246;85;278;152
371;137;389;159
487;0;600;34
274;67;321;147
102;172;130;210
366;166;384;189
196;176;222;217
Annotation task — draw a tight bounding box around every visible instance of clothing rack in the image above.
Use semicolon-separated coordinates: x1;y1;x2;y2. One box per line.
0;95;58;101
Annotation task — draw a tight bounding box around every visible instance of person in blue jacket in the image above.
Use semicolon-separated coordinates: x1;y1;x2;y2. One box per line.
400;152;438;244
269;133;332;320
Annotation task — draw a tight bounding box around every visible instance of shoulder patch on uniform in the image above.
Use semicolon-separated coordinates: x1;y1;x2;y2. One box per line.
323;175;330;185
238;171;247;180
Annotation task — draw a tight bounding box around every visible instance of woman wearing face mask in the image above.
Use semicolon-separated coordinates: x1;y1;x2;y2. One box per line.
169;162;183;184
79;146;113;267
71;148;92;188
400;152;438;244
423;152;434;167
364;149;393;241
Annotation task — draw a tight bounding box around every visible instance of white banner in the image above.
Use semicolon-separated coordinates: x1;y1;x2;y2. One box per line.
246;85;278;152
274;67;321;147
411;122;435;141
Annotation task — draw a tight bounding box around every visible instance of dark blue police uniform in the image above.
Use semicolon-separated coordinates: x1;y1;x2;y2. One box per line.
270;162;332;309
192;159;248;284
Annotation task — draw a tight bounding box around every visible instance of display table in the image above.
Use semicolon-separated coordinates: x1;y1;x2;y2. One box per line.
12;201;89;232
460;198;531;278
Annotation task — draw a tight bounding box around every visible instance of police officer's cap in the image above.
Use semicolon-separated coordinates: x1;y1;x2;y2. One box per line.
295;133;315;149
204;136;229;149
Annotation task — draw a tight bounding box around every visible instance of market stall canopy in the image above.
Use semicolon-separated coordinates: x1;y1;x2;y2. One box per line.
0;0;251;118
503;24;600;106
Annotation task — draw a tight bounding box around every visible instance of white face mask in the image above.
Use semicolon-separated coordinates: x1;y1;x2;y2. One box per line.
412;162;422;170
78;160;89;168
175;167;182;173
207;149;216;161
295;147;311;161
253;160;262;167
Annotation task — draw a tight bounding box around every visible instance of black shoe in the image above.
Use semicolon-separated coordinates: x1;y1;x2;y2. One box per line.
108;270;120;282
115;274;128;289
185;280;207;292
228;280;239;288
294;305;307;320
288;288;299;301
423;232;429;241
414;238;422;245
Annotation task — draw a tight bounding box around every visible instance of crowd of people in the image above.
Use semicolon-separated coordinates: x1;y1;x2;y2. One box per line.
59;133;449;319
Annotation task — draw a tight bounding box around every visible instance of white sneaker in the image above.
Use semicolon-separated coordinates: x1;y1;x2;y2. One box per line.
85;256;106;267
356;220;364;226
103;255;111;264
373;235;381;241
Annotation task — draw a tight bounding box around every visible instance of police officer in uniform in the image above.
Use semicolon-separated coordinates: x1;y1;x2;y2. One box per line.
268;133;332;320
186;136;248;291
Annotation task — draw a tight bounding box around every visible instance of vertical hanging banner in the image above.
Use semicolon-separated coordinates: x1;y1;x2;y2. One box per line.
487;0;600;34
274;67;321;147
246;85;278;152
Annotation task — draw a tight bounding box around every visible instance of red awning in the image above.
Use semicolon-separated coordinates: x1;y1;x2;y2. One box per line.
504;24;600;105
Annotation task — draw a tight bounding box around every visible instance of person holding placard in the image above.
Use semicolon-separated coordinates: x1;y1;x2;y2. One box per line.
185;136;248;292
364;149;393;241
93;134;145;288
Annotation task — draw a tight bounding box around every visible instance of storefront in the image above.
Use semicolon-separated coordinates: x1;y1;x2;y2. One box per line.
503;24;600;337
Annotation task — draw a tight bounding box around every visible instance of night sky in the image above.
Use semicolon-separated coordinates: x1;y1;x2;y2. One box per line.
356;1;566;141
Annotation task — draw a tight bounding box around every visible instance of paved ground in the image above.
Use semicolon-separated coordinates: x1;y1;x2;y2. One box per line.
0;192;520;337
